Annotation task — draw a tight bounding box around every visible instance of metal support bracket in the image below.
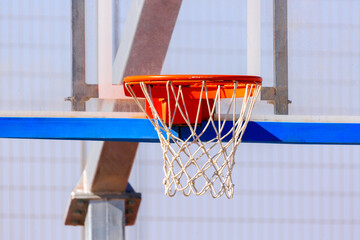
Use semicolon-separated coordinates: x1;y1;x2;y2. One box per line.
65;84;99;111
261;86;291;105
65;182;141;226
261;87;276;103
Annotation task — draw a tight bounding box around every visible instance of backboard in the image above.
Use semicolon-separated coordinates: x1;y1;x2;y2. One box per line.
1;0;360;240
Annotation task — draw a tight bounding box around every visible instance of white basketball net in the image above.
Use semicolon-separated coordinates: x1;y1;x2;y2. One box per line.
125;80;261;198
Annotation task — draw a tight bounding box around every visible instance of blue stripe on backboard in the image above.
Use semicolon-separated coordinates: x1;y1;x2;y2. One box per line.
0;117;360;144
179;121;360;144
243;121;360;144
0;117;161;142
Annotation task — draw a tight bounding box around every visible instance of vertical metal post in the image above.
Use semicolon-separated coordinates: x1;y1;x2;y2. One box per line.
261;0;289;114
88;2;126;240
85;200;125;240
98;0;113;99
70;0;98;111
113;0;121;61
71;0;86;111
71;2;87;240
273;0;289;114
247;0;261;76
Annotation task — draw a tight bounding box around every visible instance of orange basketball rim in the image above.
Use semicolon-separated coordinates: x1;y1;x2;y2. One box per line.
123;75;262;125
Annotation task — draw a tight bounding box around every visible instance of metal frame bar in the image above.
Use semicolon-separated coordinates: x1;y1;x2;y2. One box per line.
261;0;289;114
70;0;290;114
247;0;261;76
84;200;125;240
69;0;98;111
97;0;113;99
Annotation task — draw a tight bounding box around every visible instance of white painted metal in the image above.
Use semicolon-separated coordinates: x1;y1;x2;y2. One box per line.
0;111;145;119
247;0;261;76
98;0;114;99
225;115;360;123
99;0;147;99
112;0;146;85
1;111;360;123
250;115;360;123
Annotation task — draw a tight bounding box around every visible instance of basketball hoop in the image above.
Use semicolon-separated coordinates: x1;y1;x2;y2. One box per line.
124;75;262;198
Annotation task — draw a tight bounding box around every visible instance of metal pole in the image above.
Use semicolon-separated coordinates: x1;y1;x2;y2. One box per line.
260;0;289;114
87;2;126;240
71;0;86;111
70;0;98;111
247;0;261;76
85;200;125;240
273;0;289;114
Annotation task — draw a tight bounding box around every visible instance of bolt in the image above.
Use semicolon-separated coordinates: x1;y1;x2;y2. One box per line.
77;200;86;207
71;220;80;225
73;209;83;216
126;200;136;205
